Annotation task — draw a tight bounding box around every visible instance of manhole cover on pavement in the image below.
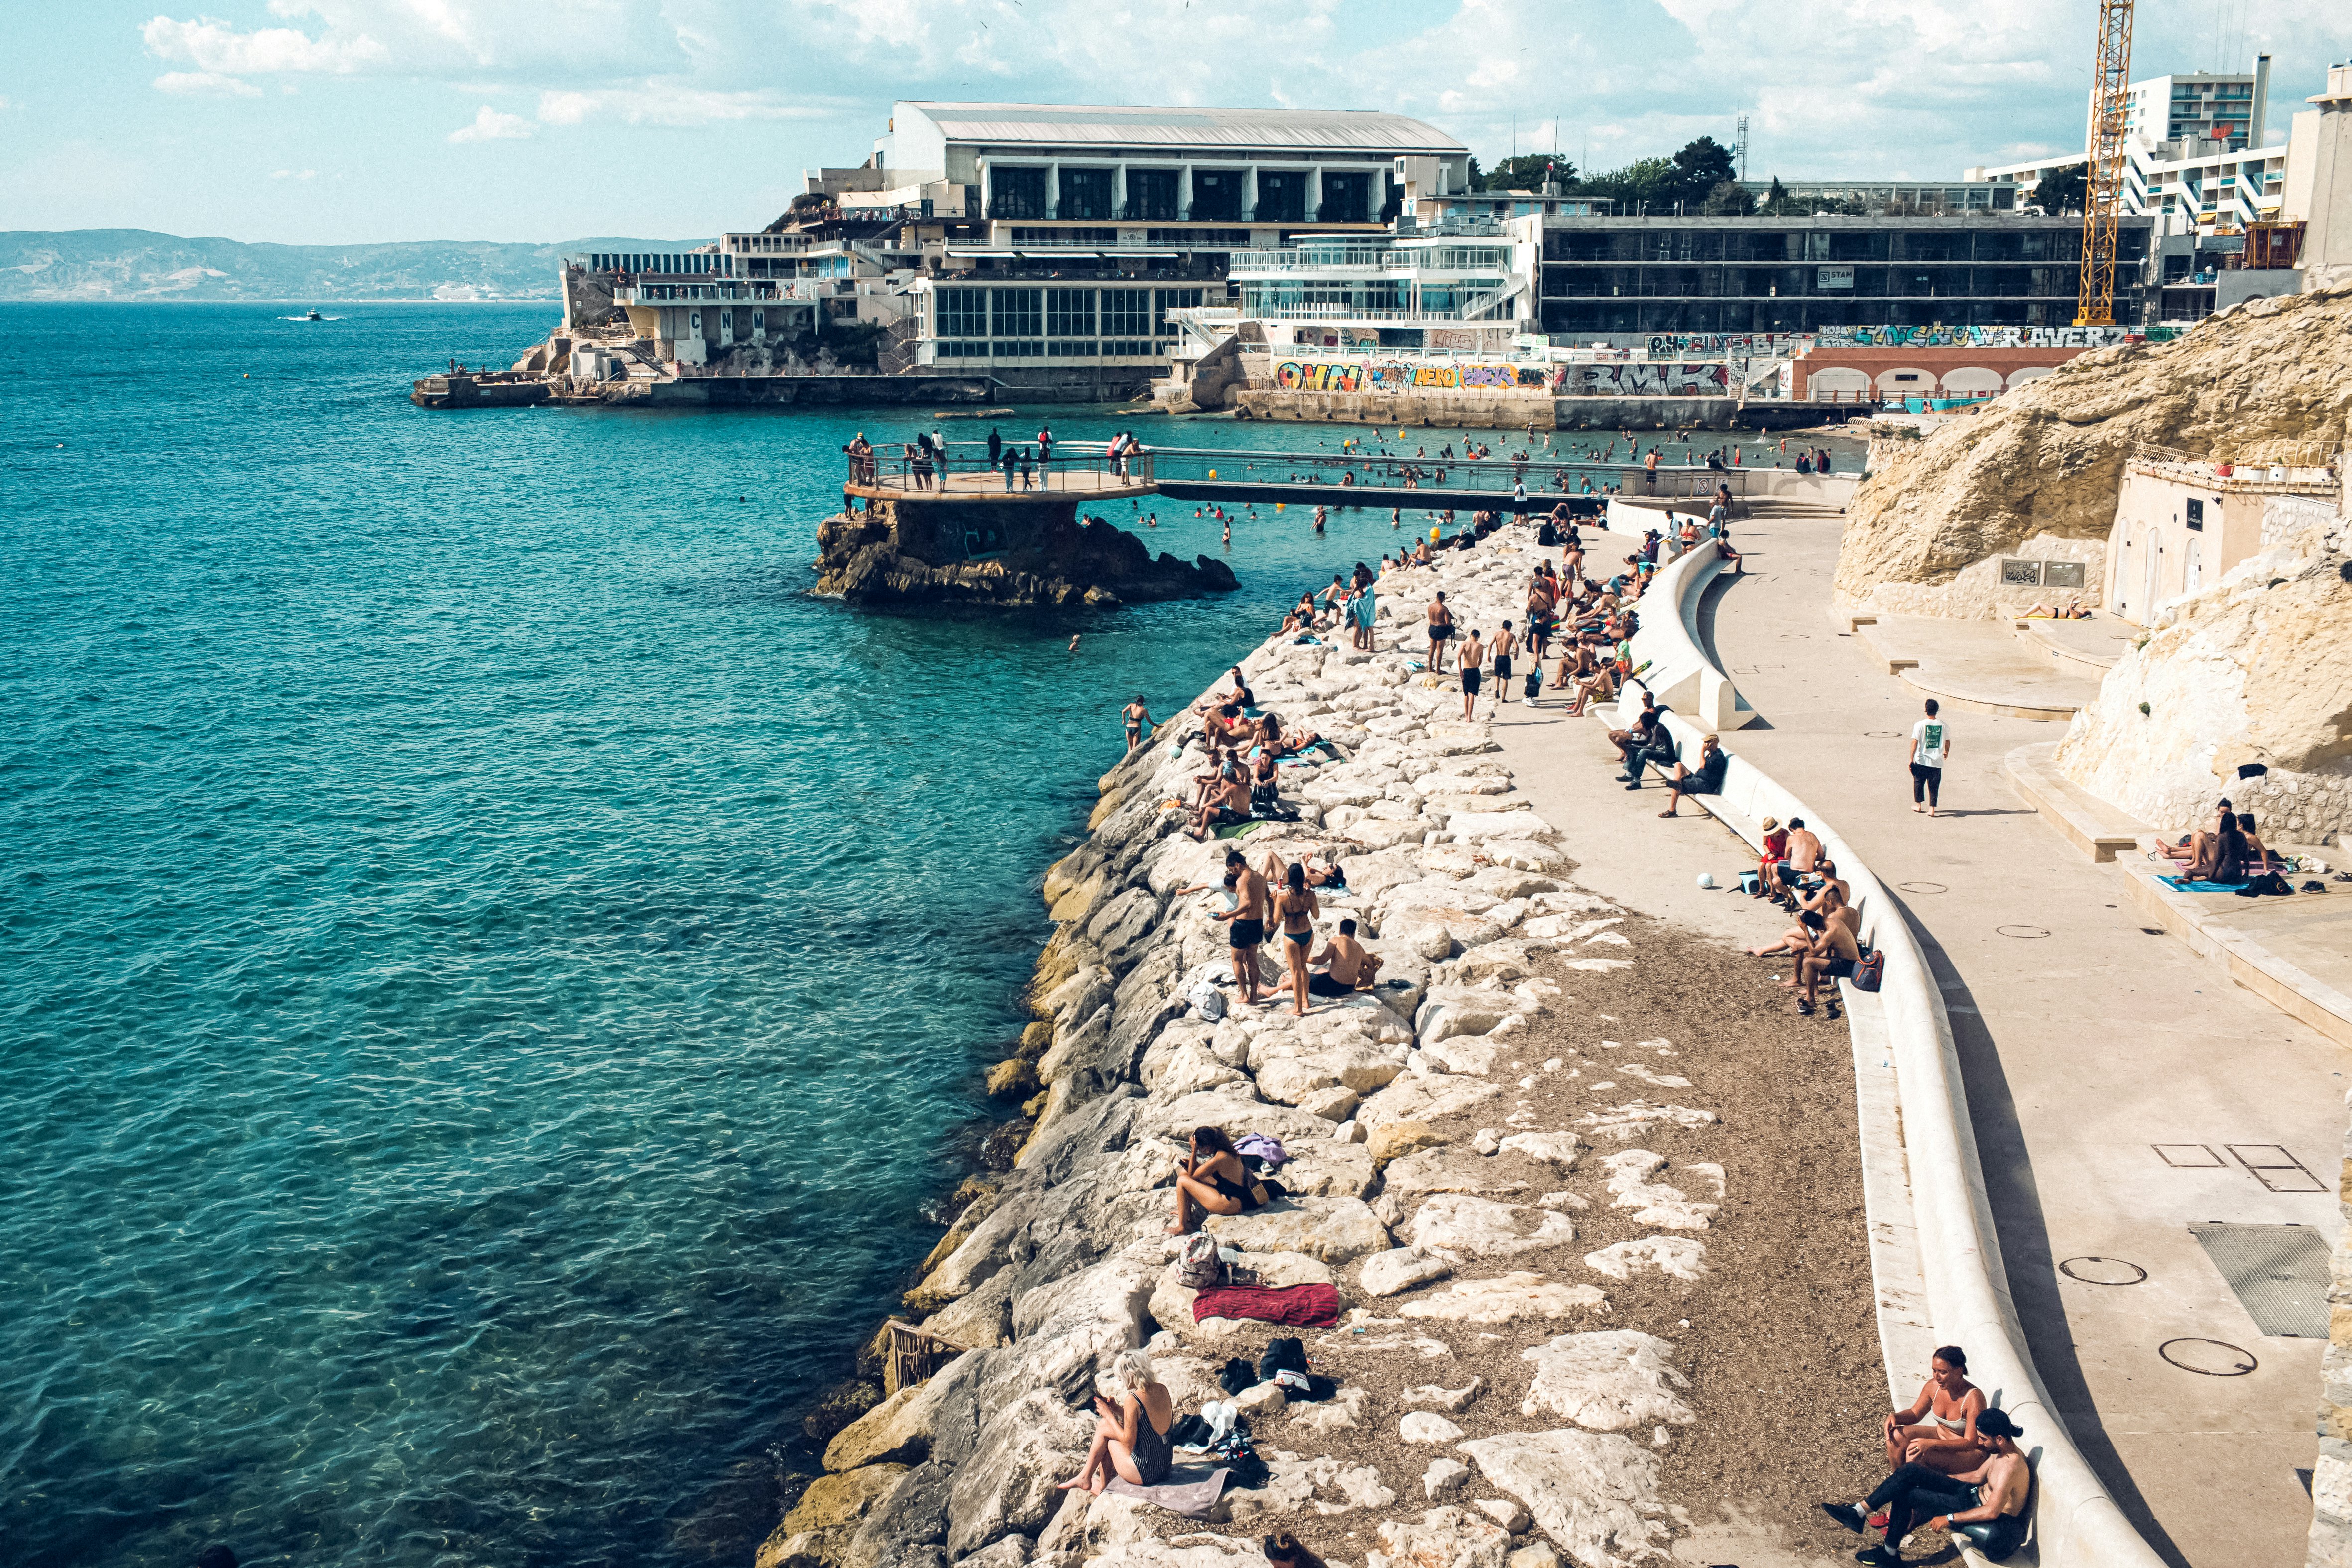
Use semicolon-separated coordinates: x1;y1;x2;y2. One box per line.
1996;924;2052;939
2060;1256;2148;1286
1897;881;1948;894
2159;1337;2257;1376
1866;729;1902;738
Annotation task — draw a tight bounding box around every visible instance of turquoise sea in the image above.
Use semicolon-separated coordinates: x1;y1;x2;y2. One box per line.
0;304;1562;1568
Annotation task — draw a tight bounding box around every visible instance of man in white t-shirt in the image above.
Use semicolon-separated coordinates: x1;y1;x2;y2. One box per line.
1909;699;1952;816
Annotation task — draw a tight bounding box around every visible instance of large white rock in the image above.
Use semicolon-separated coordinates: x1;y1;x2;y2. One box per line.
1207;1196;1391;1263
1401;1410;1467;1444
1289;1383;1371;1434
1456;1430;1672;1568
1359;1245;1457;1298
1582;1237;1708;1283
1401;1376;1485;1413
1497;1131;1584;1168
1574;1101;1719;1143
1407;1194;1577;1259
1279;1143;1377;1198
1358;1072;1504;1129
1600;1150;1717;1230
1448;809;1558;843
1366;1507;1514;1568
1383;1147;1526;1200
1397;1272;1608;1324
1092;1534;1276;1568
1425;1458;1473;1499
1476;1497;1533;1534
1518;1330;1696;1431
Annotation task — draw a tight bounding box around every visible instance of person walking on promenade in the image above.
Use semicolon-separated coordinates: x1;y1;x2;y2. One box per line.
1909;699;1951;816
1491;619;1517;706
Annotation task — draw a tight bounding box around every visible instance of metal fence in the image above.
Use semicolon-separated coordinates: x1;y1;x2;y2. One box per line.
844;442;1154;492
1142;445;1793;499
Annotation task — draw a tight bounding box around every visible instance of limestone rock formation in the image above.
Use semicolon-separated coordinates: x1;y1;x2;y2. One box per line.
1835;284;2352;618
2054;503;2352;841
815;502;1238;609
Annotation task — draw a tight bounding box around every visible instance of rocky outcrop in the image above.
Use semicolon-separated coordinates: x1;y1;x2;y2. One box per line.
815;502;1238;609
768;532;1768;1568
1834;284;2352;619
2054;499;2352;842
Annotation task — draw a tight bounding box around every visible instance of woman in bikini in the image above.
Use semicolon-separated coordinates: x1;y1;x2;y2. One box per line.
1267;860;1321;1016
1882;1346;1988;1478
1166;1125;1268;1234
1057;1349;1175;1494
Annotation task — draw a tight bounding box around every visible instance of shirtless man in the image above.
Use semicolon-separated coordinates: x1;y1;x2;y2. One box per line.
1794;909;1862;1016
1776;816;1824;901
1491;619;1519;706
1186;767;1251;842
1305;918;1385;998
1827;1408;2032;1566
1749;871;1857;958
1213;851;1270;1005
1426;591;1455;672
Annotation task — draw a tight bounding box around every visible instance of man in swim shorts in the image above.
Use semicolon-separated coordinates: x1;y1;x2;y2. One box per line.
1215;850;1270;1005
1306;918;1384;998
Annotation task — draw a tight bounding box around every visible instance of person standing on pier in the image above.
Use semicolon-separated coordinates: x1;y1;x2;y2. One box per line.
1037;425;1055;467
1001;445;1018;491
988;427;1003;467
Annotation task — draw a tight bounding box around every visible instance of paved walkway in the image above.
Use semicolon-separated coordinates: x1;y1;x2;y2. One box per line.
1483;515;2344;1568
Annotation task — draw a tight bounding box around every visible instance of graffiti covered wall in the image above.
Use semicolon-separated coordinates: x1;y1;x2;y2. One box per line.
1561;362;1733;396
1272;359;1556;392
1816;324;2178;348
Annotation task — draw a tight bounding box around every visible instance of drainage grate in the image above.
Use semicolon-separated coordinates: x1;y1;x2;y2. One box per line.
2189;1223;2331;1338
2228;1143;2328;1194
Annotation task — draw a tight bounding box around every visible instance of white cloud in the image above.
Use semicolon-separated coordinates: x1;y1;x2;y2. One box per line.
270;168;320;179
448;105;535;142
142;15;385;74
153;71;265;97
534;85;828;128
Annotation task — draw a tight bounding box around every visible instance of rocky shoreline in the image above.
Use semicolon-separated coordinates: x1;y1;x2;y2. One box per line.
815;504;1238;609
763;528;1879;1568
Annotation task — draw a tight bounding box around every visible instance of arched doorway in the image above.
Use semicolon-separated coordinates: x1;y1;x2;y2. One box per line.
2184;537;2203;596
2145;530;2162;613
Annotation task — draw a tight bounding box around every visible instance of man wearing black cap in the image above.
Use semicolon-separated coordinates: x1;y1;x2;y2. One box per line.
1824;1407;2032;1563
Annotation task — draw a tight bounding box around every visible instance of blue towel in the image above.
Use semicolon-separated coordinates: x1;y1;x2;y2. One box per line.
2160;876;2250;893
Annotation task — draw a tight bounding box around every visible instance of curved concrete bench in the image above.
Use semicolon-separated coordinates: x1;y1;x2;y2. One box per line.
1606;528;1751;732
1612;534;2167;1568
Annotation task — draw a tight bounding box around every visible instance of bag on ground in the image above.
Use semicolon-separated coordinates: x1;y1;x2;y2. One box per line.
1853;950;1885;993
1189;979;1227;1021
1178;1232;1225;1290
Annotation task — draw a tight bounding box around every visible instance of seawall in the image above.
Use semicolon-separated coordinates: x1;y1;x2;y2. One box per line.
761;529;1889;1568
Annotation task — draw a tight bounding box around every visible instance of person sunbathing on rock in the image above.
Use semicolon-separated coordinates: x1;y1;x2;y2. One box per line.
1166;1125;1268;1234
1185;768;1252;842
1195;668;1252;714
1057;1349;1175;1494
1257;712;1321;760
1306;917;1383;998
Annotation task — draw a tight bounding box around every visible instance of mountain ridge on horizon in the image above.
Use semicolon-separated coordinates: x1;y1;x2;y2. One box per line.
0;228;722;303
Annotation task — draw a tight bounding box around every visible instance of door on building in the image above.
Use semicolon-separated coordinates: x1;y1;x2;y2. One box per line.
2183;538;2203;597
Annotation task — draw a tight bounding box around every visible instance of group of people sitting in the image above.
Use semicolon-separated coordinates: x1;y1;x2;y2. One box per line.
1824;1346;2033;1563
1181;670;1326;841
1739;814;1864;1017
1281;564;1380;650
2152;797;2287;882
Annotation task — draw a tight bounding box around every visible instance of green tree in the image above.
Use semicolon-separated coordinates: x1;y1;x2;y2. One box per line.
1667;137;1738;207
1699;179;1755;215
2033;162;2088;215
1573;156;1676;213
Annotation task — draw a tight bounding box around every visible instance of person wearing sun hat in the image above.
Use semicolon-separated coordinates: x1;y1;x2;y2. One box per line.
1824;1406;2032;1563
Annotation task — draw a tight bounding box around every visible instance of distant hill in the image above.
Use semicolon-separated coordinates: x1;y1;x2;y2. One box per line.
0;229;719;303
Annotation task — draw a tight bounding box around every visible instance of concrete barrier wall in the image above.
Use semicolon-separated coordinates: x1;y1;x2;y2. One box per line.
1617;536;2168;1568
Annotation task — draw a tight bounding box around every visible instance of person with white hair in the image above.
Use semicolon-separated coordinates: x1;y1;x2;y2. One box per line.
1054;1348;1175;1493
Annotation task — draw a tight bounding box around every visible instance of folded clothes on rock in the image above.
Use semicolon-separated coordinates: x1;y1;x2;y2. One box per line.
1192;1282;1342;1328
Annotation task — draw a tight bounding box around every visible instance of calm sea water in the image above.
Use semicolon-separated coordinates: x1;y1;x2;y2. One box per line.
0;304;1579;1568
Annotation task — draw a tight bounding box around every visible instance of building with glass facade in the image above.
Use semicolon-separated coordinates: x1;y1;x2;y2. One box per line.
1536;214;2152;333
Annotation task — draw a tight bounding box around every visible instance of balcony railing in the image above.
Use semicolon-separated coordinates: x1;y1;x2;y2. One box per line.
843;442;1155;494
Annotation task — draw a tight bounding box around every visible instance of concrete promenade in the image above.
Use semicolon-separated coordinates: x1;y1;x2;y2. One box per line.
1474;513;2342;1568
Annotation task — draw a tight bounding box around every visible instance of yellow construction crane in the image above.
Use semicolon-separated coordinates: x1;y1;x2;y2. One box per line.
2076;0;2136;325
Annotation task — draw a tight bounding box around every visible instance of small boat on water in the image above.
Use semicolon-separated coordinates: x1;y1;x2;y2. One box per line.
303;308;322;321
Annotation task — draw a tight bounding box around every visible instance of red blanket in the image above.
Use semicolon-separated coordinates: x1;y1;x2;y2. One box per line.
1191;1282;1341;1328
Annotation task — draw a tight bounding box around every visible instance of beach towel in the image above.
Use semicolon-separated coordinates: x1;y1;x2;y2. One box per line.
1192;1282;1342;1328
1233;1132;1289;1169
1104;1466;1231;1519
2160;876;2251;893
1213;820;1268;841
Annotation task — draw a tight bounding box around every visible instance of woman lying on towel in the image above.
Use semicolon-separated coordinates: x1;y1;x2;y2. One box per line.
1256;712;1323;760
1056;1349;1174;1493
1166;1126;1270;1235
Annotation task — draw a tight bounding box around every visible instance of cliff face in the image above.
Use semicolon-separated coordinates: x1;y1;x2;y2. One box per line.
1834;283;2352;619
2054;502;2352;842
815;504;1239;609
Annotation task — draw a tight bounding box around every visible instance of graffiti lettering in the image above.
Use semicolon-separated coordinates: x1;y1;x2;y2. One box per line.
1272;357;1559;394
1563;362;1733;396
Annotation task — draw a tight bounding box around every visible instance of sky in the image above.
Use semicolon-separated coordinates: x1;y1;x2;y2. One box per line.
2;0;2345;245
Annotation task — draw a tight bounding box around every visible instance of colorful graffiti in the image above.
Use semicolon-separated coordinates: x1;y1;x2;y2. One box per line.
1274;360;1554;393
1563;362;1733;397
1642;333;1804;358
1815;324;2173;348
